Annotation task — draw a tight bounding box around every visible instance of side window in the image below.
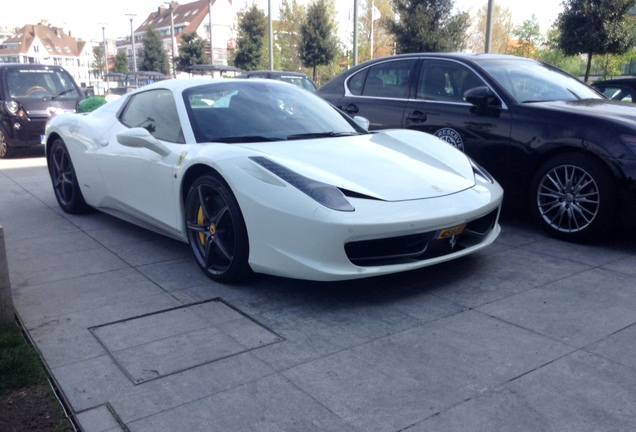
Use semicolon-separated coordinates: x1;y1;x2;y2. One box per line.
120;89;184;143
361;60;414;98
417;62;486;102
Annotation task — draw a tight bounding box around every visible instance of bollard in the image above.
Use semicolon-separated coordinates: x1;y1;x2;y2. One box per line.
0;225;15;325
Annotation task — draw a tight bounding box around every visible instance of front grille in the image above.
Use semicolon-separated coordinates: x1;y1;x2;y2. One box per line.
345;208;499;266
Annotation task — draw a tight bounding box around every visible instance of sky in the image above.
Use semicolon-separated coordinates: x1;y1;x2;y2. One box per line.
2;0;563;42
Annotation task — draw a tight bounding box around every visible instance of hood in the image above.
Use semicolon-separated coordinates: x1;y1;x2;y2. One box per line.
240;130;476;201
19;98;79;119
529;99;636;123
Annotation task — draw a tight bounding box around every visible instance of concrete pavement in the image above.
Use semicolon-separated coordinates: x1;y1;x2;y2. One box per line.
2;153;636;431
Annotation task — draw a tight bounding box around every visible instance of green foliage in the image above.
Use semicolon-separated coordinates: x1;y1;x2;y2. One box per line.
78;96;107;113
387;0;470;53
510;15;542;58
114;50;129;73
277;0;307;71
467;4;512;54
233;5;268;71
174;32;210;72
91;46;105;78
300;0;339;81
557;0;636;81
0;324;46;393
141;26;169;75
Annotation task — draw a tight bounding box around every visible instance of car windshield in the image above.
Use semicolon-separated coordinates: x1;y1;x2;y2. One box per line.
478;58;602;103
184;81;364;143
6;68;81;100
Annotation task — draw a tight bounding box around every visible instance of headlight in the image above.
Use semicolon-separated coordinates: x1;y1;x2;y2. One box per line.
250;156;355;212
4;100;20;115
620;134;636;157
470;159;495;183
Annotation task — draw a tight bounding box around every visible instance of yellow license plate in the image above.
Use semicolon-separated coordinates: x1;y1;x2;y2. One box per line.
435;224;466;240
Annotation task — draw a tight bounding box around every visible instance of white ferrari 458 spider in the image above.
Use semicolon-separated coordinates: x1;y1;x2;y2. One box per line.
45;78;503;283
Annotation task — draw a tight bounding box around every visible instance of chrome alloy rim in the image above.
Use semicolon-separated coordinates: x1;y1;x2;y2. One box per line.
536;164;600;233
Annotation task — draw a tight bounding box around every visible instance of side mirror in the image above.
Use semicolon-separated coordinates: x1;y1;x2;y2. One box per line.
464;86;501;110
117;127;171;156
353;116;370;131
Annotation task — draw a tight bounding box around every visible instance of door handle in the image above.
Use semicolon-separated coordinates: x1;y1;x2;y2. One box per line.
406;111;427;122
341;103;359;114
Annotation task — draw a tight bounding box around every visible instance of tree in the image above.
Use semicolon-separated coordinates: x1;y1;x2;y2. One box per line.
510;15;542;58
114;51;129;73
557;0;636;82
91;46;105;79
386;0;470;53
537;28;584;76
141;26;169;75
466;4;513;54
299;0;339;81
277;0;307;71
174;31;210;72
233;5;268;71
358;0;394;62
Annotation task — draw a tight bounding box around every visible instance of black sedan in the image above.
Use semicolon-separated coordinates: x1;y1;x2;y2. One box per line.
316;53;636;242
591;76;636;103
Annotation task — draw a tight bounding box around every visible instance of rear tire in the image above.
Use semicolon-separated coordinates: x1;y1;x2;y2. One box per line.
530;153;615;242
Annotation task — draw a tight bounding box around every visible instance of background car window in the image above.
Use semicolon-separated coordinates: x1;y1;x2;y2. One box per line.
363;60;414;98
417;62;484;101
596;85;634;102
121;89;185;143
347;60;414;98
6;69;81;99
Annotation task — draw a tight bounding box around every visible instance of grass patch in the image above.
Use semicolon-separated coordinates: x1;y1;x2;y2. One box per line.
0;323;46;394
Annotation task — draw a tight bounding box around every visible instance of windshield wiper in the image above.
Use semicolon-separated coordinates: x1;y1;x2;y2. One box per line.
286;131;363;140
210;135;285;143
51;89;76;100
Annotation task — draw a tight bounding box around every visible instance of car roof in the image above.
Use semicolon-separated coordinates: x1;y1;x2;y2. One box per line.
0;63;67;71
592;77;636;85
243;70;311;77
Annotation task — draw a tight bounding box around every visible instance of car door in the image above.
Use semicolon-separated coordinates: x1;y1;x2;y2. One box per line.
95;88;185;231
403;59;513;179
336;58;416;129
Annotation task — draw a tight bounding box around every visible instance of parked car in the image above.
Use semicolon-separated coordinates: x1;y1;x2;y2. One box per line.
237;70;318;91
0;63;83;158
316;53;636;242
45;78;503;283
591;76;636;102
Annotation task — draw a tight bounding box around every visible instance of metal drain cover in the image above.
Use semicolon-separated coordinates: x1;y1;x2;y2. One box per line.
90;299;283;384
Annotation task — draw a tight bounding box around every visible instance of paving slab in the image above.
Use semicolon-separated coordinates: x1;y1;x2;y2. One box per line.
2;156;636;432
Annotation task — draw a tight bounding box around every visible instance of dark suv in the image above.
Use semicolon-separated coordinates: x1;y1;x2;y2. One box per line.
0;63;83;158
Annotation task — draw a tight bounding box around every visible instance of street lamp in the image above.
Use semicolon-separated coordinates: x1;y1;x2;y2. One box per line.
99;23;109;94
164;2;177;78
125;14;138;88
208;0;213;65
125;14;138;85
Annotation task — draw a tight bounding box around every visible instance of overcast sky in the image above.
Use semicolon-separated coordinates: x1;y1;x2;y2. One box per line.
2;0;563;42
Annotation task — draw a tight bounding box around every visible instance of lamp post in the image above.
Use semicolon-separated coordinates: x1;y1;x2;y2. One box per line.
100;24;109;94
208;0;213;65
168;3;176;78
126;14;138;87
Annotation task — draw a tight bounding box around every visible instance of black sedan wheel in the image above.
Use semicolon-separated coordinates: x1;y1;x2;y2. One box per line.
185;175;251;283
0;130;10;158
48;138;89;213
531;154;615;242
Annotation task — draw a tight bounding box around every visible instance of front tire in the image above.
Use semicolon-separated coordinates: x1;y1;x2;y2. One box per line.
48;138;89;213
0;130;11;158
530;153;615;242
185;174;252;283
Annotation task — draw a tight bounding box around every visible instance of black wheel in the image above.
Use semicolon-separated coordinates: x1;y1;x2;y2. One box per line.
185;174;252;283
47;138;89;213
530;153;616;242
0;130;11;158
